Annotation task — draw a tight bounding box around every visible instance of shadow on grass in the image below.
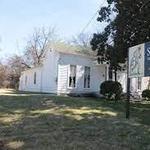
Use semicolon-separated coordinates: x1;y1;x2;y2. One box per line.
0;90;150;150
131;102;150;126
1;111;150;150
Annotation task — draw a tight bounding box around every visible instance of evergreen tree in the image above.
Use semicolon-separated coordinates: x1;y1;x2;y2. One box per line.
91;0;150;80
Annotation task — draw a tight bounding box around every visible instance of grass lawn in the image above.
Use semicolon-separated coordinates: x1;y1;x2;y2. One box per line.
0;89;150;150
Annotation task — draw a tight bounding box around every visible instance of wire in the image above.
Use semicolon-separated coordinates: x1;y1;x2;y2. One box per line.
80;11;99;33
140;0;150;11
80;0;106;33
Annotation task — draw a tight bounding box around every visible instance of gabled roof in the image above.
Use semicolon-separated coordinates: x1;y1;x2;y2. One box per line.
48;42;97;58
22;42;97;73
21;65;42;74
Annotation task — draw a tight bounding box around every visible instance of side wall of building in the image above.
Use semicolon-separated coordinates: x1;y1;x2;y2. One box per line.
19;50;59;93
40;50;59;93
19;67;42;92
117;71;150;93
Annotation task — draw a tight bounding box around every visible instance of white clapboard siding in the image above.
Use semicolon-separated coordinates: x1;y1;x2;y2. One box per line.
19;49;108;94
57;64;68;93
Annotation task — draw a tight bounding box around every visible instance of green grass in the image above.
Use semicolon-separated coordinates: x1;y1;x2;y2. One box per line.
0;89;150;150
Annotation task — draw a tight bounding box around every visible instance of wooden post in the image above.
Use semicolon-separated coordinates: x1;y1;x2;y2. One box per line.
126;48;130;119
126;77;130;118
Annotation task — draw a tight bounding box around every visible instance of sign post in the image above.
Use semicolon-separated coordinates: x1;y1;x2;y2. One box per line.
126;78;130;119
126;49;130;119
127;42;150;118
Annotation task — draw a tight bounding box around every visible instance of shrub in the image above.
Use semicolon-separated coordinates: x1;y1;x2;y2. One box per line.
142;89;150;100
100;80;123;100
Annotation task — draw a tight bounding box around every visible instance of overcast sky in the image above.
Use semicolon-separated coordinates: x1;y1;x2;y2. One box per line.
0;0;106;58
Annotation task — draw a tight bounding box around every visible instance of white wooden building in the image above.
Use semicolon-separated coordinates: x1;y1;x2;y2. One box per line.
117;71;150;94
19;44;150;95
19;46;107;94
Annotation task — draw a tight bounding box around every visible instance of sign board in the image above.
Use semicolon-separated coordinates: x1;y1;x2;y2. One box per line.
144;42;150;76
129;42;150;78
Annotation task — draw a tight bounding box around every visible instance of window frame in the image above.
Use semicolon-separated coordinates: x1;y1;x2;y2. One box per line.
84;66;91;89
137;77;142;90
68;65;77;89
34;72;37;85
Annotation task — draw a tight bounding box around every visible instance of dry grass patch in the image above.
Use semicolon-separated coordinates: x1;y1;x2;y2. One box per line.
0;89;150;150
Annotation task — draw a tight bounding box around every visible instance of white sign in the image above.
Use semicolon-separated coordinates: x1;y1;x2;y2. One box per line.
128;43;145;78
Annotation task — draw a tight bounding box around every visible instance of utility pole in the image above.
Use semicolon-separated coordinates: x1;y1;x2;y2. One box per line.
126;78;130;119
126;48;130;119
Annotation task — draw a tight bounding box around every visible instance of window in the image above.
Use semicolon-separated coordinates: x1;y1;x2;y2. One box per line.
69;65;76;88
137;77;142;90
84;66;90;88
34;72;36;84
25;76;27;85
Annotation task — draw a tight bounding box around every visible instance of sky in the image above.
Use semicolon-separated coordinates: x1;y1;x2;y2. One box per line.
0;0;106;58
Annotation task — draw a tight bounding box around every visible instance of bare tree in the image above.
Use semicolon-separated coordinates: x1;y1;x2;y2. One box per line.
8;55;26;75
0;55;29;89
71;33;92;50
24;26;57;67
6;55;28;88
0;62;7;87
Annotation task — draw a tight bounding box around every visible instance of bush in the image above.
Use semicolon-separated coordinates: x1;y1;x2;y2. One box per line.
100;80;123;100
142;89;150;100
